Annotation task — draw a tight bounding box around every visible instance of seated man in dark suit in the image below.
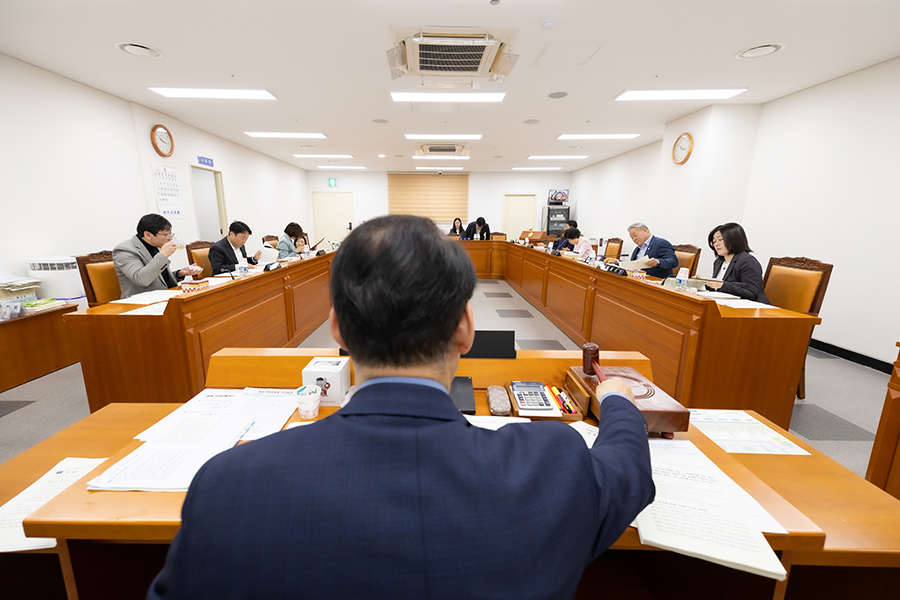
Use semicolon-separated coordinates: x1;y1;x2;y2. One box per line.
463;216;491;240
606;222;678;279
147;215;654;600
208;221;262;274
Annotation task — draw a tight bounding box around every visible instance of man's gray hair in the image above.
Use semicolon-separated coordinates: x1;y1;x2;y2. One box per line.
627;222;649;232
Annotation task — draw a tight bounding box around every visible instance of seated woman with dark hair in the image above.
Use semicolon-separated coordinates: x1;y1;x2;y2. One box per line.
277;222;307;259
564;227;593;260
705;222;769;303
448;217;464;236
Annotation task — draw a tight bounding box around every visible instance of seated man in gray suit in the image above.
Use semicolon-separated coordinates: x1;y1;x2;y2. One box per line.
113;214;201;298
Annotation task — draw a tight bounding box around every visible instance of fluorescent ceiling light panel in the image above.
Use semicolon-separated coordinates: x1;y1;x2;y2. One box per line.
245;132;326;138
292;154;353;159
412;155;470;160
391;92;505;103
416;166;465;171
557;134;640;140
405;134;483;140
149;88;276;99
317;165;367;170
512;167;562;171
528;155;588;160
616;89;747;101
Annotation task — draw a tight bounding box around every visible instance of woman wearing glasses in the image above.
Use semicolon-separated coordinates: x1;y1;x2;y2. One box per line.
705;222;769;303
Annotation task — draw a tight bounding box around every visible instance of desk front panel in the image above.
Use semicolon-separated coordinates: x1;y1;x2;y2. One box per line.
0;304;79;393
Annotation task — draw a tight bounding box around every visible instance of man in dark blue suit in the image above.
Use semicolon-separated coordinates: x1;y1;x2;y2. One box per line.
208;220;262;273
608;222;678;279
148;215;654;600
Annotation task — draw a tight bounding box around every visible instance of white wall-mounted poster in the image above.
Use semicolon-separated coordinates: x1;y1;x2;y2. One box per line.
152;163;183;219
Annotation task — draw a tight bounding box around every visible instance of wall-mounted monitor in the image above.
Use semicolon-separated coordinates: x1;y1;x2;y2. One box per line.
548;189;569;204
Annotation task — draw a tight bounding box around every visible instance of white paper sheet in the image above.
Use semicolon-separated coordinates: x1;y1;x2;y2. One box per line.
715;299;781;310
121;303;168;316
464;415;531;430
689;410;810;455
0;457;107;552
88;415;251;491
235;388;300;441
697;291;739;300
568;421;599;448
634;440;787;580
617;257;650;270
136;389;244;441
111;290;182;305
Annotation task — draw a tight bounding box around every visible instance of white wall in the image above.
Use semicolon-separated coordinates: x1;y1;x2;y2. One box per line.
306;171;389;229
468;172;572;234
0;53;308;278
744;57;900;362
570;56;900;363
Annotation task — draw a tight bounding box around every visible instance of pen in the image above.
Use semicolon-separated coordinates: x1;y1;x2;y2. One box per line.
557;389;576;414
546;385;566;412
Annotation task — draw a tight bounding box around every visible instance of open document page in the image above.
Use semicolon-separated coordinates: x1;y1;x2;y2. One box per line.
689;410;809;455
464;415;531;431
634;440;787;581
0;458;107;552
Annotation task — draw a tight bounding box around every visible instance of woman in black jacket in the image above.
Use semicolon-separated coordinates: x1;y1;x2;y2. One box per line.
705;222;770;303
448;217;464;236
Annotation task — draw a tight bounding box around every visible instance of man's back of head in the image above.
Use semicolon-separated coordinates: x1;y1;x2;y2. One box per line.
330;215;476;369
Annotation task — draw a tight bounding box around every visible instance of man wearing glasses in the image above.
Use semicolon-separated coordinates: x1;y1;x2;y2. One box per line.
113;213;201;298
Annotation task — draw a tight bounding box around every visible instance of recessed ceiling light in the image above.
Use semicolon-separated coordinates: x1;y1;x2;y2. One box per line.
117;43;161;58
541;18;557;30
291;154;353;159
548;91;568;99
616;89;747;101
378;154;386;158
568;145;584;149
416;166;465;171
373;119;389;124
557;133;641;140
412;155;470;160
299;145;315;149
245;132;326;138
528;155;588;160
513;167;562;171
405;134;483;140
737;44;784;59
317;166;367;170
391;92;505;103
150;88;276;100
524;119;540;125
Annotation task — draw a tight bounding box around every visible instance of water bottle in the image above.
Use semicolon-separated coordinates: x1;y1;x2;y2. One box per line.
675;267;690;291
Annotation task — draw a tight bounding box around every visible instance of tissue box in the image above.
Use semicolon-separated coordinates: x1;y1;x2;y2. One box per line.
302;357;351;406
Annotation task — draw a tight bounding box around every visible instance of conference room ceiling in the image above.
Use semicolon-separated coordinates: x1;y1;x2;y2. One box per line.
3;1;899;173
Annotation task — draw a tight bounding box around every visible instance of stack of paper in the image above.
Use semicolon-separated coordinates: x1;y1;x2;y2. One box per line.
88;388;300;492
689;410;809;455
111;290;183;305
0;457;107;552
0;274;41;291
634;440;787;581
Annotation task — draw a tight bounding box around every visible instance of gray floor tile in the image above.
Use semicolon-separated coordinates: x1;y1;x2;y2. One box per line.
484;292;513;298
790;404;876;441
497;309;534;319
477;280;500;285
517;340;567;351
0;401;33;418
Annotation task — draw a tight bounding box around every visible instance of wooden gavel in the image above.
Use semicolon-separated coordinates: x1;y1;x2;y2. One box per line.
582;343;606;382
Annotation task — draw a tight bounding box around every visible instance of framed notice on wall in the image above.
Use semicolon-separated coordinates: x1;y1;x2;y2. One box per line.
152;163;183;219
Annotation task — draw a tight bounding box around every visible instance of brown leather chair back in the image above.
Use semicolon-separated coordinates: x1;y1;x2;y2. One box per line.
763;257;833;316
76;251;120;306
672;244;702;278
490;232;507;241
604;237;623;258
262;235;278;247
85;261;121;305
185;241;216;278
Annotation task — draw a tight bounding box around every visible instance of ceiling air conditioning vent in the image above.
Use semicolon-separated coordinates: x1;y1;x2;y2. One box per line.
416;144;469;157
388;27;519;83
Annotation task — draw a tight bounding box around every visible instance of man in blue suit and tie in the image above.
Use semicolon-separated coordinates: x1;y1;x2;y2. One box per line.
148;215;654;600
608;222;679;279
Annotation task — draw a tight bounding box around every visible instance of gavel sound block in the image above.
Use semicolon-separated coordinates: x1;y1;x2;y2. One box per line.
571;344;690;433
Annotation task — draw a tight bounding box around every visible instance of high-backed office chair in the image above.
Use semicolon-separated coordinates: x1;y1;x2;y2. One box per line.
866;342;900;498
763;256;834;399
672;244;702;278
490;232;507;241
76;251;121;306
262;234;278;248
186;241;215;279
604;237;624;259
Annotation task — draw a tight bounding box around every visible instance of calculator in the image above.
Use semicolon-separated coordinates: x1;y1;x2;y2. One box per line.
510;381;555;411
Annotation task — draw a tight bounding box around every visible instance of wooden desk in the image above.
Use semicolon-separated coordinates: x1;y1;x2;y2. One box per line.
65;254;334;412
457;241;820;429
0;304;79;393
14;349;900;599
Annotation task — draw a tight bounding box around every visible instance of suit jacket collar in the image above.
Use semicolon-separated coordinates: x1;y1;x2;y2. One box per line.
129;235;155;264
339;381;467;423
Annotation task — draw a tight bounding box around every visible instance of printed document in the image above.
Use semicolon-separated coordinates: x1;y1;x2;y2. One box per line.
0;457;107;552
111;290;183;305
464;415;531;431
568;421;599;448
689;410;809;455
634;440;787;580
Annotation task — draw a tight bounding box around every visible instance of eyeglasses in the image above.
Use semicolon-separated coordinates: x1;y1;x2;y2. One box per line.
158;231;174;239
712;237;724;244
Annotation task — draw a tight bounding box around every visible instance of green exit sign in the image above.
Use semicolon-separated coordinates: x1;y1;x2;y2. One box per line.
327;178;338;188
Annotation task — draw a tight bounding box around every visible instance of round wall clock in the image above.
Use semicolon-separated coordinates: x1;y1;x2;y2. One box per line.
151;124;174;157
672;132;693;164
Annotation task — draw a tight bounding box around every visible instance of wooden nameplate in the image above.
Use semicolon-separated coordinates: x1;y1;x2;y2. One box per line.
566;366;690;433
